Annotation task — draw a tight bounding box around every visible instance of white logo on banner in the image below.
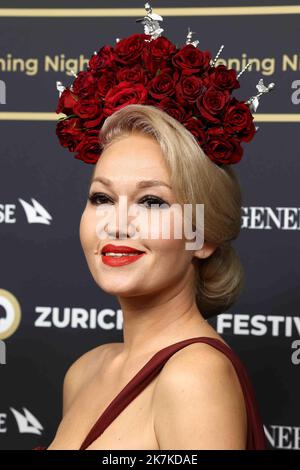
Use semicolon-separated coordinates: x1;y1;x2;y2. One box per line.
10;407;43;435
33;308;300;337
0;289;21;340
241;206;300;230
264;424;300;449
216;313;300;337
34;307;123;330
18;198;52;225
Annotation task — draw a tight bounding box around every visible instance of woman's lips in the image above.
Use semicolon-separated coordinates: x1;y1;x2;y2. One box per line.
101;253;145;267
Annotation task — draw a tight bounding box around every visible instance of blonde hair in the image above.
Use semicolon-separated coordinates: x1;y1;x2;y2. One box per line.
97;103;245;319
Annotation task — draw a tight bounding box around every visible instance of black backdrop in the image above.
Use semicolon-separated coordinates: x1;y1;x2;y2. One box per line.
0;0;299;450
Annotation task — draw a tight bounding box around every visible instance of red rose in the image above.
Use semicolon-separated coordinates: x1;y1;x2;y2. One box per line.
88;45;116;74
103;81;148;117
206;126;224;138
56;88;78;114
172;44;211;75
157;97;191;122
196;86;230;124
72;71;97;98
183;117;207;146
114;33;150;65
148;69;175;100
146;99;160;108
142;36;176;75
83;114;104;129
207;65;240;91
116;64;147;85
175;75;205;105
96;71;117;99
74;129;101;164
56;117;84;151
146;36;176;62
73;99;101;120
203;133;243;165
224;98;256;142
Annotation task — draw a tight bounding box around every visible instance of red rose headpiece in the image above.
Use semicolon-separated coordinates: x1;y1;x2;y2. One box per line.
55;2;275;166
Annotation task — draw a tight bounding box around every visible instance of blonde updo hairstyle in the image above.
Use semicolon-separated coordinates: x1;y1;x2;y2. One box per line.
95;103;245;319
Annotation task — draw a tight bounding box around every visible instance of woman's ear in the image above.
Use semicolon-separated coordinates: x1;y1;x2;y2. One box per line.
193;241;218;260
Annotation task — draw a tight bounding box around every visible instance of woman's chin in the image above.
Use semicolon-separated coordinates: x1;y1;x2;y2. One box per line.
95;277;144;296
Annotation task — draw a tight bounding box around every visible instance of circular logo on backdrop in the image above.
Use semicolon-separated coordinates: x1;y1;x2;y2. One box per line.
0;289;21;340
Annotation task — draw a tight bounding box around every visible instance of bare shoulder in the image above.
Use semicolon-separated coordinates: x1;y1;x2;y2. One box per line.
152;341;248;449
154;341;241;394
62;342;121;416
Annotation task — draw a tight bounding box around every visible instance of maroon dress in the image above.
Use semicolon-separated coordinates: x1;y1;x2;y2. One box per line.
34;336;267;450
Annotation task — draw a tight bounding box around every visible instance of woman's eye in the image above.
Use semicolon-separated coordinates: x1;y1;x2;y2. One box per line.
88;193;113;205
139;196;169;209
88;193;169;209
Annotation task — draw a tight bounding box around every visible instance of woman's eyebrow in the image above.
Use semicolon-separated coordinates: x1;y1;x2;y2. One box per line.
90;176;172;190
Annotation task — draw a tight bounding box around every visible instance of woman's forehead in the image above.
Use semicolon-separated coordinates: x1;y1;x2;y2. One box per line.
94;139;170;179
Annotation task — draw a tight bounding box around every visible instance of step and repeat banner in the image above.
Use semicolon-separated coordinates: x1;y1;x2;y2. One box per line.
0;0;299;450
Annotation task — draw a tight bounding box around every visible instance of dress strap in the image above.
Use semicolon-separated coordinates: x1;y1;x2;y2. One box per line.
79;336;267;450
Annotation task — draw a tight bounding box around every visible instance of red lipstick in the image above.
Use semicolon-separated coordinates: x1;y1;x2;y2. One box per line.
101;243;146;267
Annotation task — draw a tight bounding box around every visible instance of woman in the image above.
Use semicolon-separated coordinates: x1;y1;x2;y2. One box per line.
38;104;267;450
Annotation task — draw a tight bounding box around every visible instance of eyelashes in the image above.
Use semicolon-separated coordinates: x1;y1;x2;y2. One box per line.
88;192;170;209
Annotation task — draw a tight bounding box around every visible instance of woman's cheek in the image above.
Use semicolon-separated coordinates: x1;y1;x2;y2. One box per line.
79;207;95;253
